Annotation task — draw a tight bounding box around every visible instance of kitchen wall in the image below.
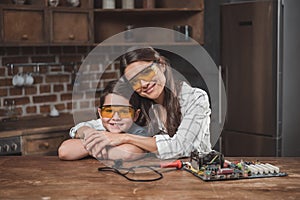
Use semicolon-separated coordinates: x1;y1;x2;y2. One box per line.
0;46;120;121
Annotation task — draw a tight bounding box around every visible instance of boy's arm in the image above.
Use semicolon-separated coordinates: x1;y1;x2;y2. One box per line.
81;129;147;161
58;139;89;160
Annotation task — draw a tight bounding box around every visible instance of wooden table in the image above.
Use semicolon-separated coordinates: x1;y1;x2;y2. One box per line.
0;156;299;199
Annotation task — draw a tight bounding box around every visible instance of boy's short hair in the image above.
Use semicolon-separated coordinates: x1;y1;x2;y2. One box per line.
100;80;139;110
97;80;146;126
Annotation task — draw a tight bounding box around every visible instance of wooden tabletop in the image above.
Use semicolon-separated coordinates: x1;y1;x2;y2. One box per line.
0;156;299;200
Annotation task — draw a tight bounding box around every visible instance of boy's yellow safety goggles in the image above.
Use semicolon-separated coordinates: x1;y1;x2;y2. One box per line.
100;105;135;118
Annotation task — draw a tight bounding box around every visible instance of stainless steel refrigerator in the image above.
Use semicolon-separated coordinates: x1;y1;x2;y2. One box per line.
221;0;300;156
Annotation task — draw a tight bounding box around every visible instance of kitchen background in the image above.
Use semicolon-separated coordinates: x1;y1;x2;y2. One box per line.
0;46;119;120
0;0;299;157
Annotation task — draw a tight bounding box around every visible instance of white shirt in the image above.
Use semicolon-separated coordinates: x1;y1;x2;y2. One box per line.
154;82;212;159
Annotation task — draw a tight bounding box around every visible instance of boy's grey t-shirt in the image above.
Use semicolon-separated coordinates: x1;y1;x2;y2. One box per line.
69;119;148;138
127;123;148;136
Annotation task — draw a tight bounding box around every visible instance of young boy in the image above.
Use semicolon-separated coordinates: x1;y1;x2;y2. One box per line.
58;80;148;161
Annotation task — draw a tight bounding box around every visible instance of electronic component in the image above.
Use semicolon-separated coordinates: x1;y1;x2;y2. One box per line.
184;150;287;181
190;150;224;171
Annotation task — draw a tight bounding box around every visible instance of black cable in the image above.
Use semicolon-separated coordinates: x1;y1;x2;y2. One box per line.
98;165;163;182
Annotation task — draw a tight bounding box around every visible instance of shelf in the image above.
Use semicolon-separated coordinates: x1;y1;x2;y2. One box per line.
47;7;92;12
0;43;93;47
6;62;79;67
0;0;45;7
92;41;199;47
94;8;203;13
0;5;44;10
5;62;80;76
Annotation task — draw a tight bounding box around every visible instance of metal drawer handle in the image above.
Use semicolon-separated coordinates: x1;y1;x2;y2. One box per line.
39;142;50;150
21;34;28;40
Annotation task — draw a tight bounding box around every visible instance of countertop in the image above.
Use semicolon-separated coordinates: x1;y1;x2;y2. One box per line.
0;156;299;199
0;113;74;138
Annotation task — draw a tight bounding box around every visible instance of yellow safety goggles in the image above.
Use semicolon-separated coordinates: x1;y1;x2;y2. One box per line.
128;62;159;91
100;105;135;118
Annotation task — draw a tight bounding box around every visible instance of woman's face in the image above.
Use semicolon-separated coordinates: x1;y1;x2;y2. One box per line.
124;61;166;102
98;93;139;133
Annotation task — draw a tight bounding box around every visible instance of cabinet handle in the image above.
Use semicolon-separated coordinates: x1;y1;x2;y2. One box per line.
68;34;75;40
21;34;28;40
39;142;50;150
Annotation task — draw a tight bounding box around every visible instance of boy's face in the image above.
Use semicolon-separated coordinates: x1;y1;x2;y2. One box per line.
98;93;139;133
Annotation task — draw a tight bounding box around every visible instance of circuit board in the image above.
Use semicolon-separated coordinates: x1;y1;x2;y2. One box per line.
184;150;288;181
183;165;287;181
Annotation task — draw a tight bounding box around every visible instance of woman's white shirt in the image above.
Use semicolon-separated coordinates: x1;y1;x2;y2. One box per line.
154;82;212;159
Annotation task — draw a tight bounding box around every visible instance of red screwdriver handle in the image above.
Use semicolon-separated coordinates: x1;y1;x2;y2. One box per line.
160;160;183;169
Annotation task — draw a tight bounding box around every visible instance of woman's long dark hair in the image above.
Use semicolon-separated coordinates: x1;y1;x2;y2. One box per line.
120;47;182;137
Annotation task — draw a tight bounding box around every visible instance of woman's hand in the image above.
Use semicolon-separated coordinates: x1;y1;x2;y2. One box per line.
82;129;126;159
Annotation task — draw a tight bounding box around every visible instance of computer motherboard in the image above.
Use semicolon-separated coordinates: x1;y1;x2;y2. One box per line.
183;150;287;181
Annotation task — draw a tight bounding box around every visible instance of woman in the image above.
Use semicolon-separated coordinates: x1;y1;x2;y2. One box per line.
82;47;212;159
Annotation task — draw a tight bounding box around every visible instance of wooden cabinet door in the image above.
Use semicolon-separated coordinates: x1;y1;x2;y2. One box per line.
3;9;46;44
51;10;92;44
22;131;69;156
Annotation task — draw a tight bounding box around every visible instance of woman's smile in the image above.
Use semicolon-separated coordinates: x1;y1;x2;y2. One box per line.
143;82;156;94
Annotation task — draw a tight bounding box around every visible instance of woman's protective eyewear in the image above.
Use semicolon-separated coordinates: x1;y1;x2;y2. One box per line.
100;105;135;118
128;62;159;91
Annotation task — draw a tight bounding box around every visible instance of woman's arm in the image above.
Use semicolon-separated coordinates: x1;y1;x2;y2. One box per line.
105;143;146;161
122;134;157;153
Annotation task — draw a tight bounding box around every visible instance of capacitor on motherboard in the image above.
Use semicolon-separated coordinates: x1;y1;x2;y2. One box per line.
249;164;264;174
265;163;280;173
257;164;272;174
259;164;274;173
254;164;270;174
246;164;259;175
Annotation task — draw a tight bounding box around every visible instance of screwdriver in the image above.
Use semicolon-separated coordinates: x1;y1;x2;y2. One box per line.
159;160;188;169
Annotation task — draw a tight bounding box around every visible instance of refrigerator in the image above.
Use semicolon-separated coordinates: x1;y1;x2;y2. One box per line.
221;0;300;156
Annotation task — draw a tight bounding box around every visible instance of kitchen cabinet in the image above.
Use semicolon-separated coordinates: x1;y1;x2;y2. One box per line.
50;9;93;44
0;0;94;45
22;131;69;156
2;8;46;44
0;113;73;156
0;0;204;46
